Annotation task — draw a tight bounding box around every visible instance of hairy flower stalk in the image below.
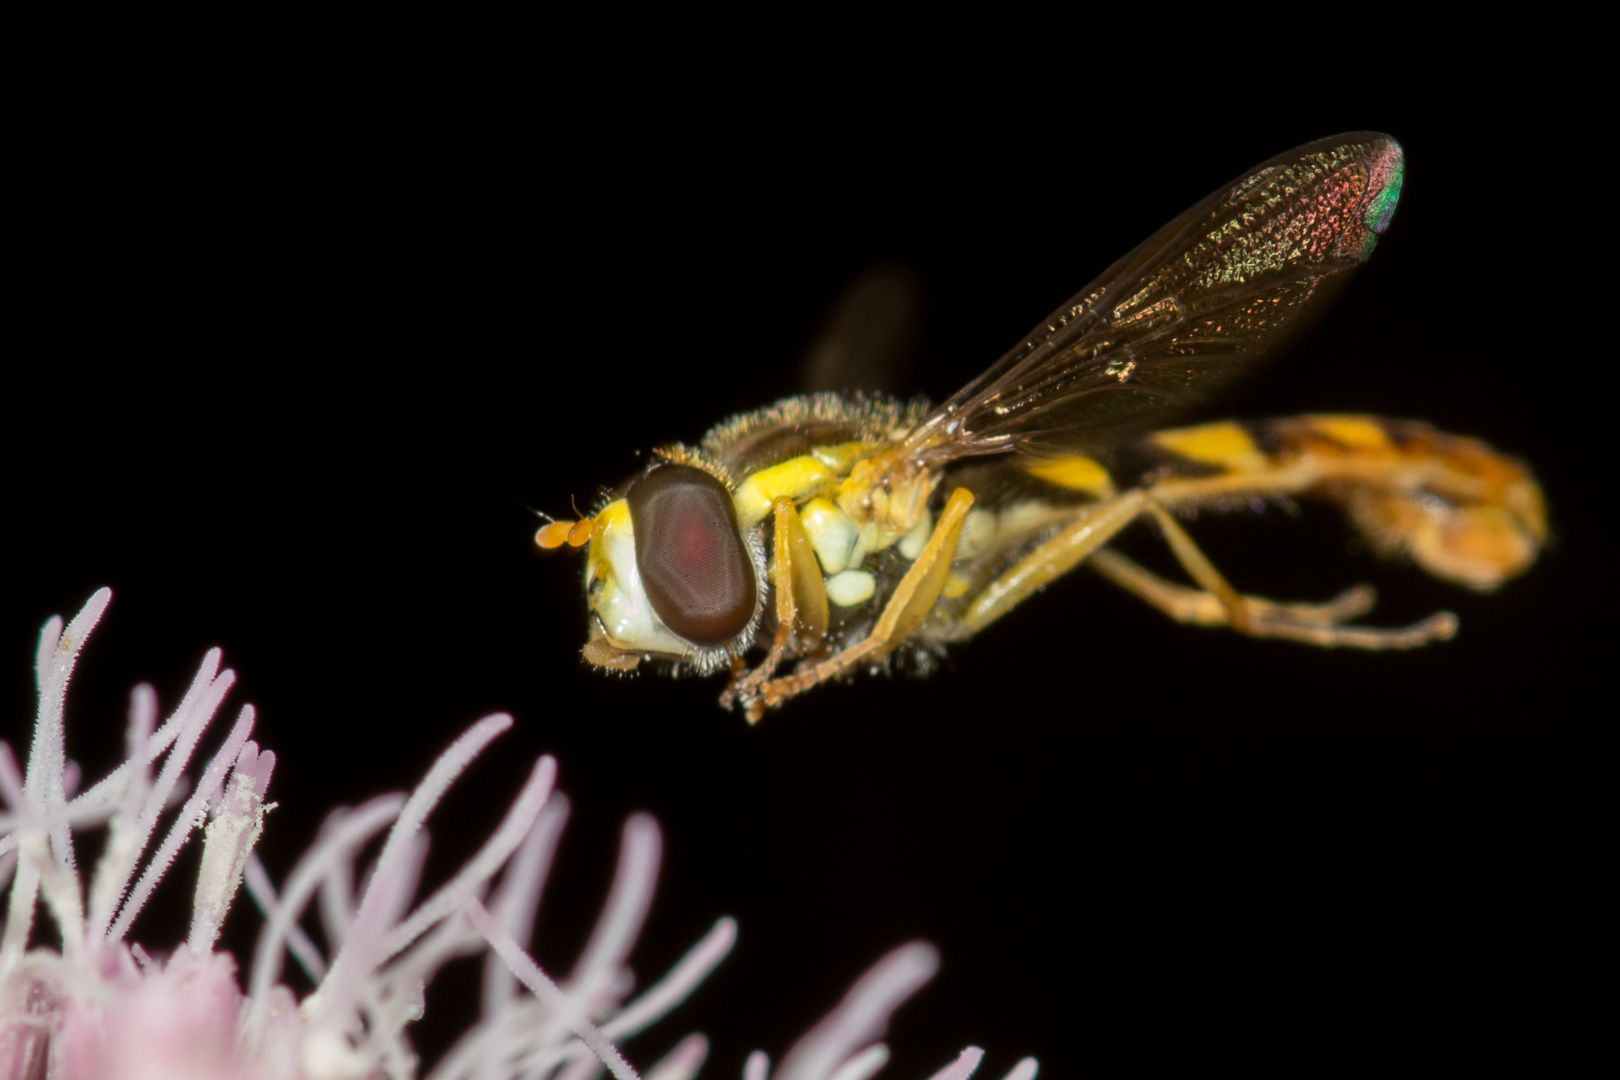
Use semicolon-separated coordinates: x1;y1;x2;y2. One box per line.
0;592;1037;1080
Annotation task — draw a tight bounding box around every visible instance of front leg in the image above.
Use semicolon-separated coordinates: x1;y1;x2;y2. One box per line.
753;487;976;715
722;496;830;718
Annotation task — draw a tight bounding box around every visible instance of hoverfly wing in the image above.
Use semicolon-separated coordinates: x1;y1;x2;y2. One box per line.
898;132;1405;463
800;262;924;395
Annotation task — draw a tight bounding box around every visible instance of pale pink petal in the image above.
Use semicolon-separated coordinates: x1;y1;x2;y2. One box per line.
466;897;640;1080
110;703;256;944
377;754;557;965
646;1033;709;1080
482;793;571;1015
356;713;513;917
923;1047;984;1080
246;793;404;1010
601;916;737;1041
775;942;940;1080
999;1057;1039;1080
568;813;662;1006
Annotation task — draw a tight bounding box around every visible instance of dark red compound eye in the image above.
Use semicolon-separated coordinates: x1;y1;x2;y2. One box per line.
626;464;757;647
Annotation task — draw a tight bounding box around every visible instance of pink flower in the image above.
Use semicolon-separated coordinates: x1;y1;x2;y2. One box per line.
0;591;1036;1080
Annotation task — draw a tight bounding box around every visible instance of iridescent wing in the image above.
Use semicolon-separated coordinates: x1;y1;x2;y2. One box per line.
896;132;1405;464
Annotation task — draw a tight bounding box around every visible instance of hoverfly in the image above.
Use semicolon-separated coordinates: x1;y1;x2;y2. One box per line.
538;133;1545;722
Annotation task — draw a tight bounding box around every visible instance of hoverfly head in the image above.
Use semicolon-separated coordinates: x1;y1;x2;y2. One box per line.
576;456;765;675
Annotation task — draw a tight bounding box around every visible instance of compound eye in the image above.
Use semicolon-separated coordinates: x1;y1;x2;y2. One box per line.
626;464;757;647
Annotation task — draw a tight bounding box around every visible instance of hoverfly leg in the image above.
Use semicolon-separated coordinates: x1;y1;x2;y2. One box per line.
869;487;975;644
959;489;1151;635
1089;548;1379;628
759;487;976;713
1272;583;1378;625
1244;610;1459;649
1088;547;1378;627
1143;500;1251;631
725;497;831;720
1091;518;1458;649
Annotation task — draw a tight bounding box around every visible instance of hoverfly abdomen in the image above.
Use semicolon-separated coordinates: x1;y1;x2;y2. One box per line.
1281;417;1545;592
1112;416;1547;592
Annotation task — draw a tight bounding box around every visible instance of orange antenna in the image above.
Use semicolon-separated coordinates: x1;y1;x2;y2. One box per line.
535;520;576;549
534;500;595;551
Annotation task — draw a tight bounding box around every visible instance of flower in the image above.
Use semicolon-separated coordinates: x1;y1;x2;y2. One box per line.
0;591;1037;1080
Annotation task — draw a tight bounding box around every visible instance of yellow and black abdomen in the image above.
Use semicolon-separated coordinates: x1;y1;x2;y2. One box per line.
1131;415;1546;591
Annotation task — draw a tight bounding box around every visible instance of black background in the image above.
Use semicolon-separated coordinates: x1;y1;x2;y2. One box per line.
5;45;1608;1078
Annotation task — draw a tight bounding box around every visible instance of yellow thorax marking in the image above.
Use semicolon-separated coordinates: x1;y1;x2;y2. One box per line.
1023;454;1116;496
734;456;837;527
810;441;878;472
1152;422;1268;473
